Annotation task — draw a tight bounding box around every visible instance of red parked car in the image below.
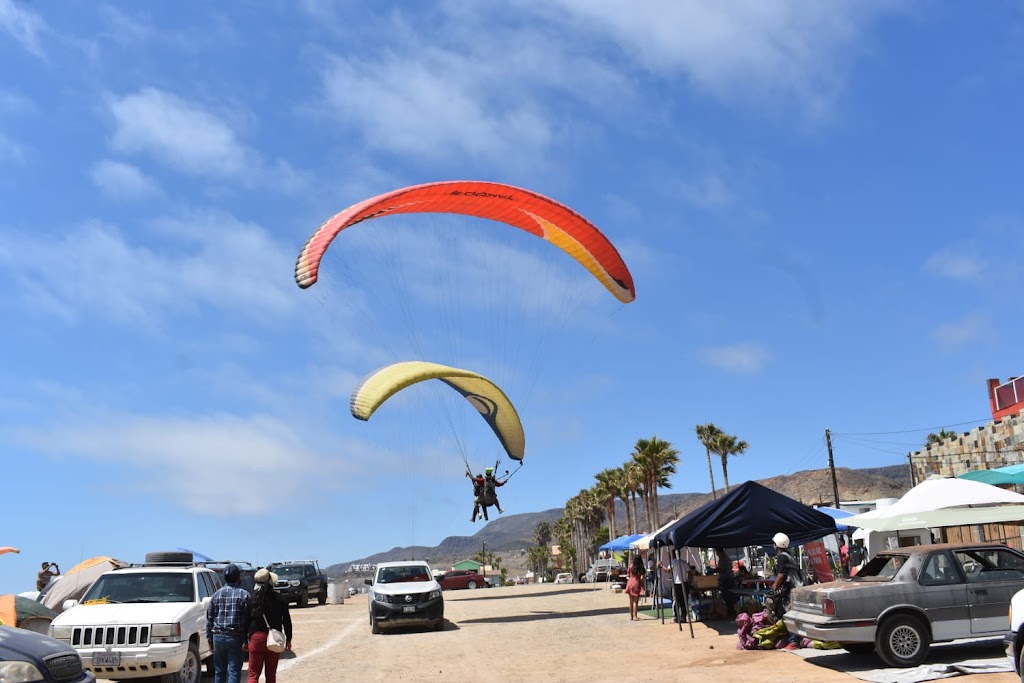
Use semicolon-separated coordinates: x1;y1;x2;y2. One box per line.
438;570;486;590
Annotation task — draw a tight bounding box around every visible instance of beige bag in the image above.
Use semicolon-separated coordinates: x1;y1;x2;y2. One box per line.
263;614;286;653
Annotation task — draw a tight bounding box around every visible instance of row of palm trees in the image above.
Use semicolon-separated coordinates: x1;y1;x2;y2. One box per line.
549;424;748;578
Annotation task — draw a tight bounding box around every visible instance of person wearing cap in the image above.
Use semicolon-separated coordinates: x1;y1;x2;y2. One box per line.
207;563;252;683
247;567;292;683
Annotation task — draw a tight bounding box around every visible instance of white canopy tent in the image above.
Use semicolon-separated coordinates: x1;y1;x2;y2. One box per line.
844;477;1024;533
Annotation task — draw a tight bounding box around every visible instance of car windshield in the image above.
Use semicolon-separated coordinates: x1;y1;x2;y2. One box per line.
83;572;195;603
273;566;303;579
853;553;908;581
378;566;431;583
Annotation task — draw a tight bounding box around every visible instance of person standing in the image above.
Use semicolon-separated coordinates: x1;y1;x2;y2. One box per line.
207;563;252;683
624;555;646;621
714;548;737;618
659;554;692;623
247;568;292;683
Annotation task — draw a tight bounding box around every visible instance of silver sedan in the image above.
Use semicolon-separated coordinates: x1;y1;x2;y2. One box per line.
784;542;1024;667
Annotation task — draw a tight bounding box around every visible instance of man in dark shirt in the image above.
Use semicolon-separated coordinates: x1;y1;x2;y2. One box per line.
206;564;251;683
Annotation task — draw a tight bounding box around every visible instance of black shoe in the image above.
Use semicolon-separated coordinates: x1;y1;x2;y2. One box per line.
470;517;475;522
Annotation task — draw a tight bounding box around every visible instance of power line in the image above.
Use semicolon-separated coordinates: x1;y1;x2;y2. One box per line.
830;417;992;437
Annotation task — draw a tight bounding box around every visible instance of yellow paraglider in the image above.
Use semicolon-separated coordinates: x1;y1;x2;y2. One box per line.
350;361;525;462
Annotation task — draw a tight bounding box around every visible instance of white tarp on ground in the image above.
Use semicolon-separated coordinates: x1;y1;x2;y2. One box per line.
844;477;1024;532
788;637;1012;683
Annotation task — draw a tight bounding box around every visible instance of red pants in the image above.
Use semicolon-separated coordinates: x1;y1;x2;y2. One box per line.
247;631;281;683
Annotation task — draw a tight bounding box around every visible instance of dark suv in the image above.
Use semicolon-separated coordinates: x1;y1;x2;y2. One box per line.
267;561;328;607
1;624;96;683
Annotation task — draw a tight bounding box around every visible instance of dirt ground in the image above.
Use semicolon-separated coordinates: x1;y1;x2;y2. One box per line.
105;583;1019;683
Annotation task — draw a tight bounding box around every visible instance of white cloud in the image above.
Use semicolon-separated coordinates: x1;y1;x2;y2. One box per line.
105;87;310;193
107;87;251;177
90;159;161;199
924;247;985;281
0;0;45;57
514;0;902;117
15;413;329;515
0;213;296;326
677;173;733;209
0;130;21;162
321;53;552;162
700;341;770;374
932;313;986;351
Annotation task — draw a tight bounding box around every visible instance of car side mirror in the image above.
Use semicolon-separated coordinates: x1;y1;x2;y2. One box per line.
364;578;372;585
202;596;212;606
62;599;78;611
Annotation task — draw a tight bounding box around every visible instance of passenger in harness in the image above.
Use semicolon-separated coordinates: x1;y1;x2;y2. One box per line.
467;467;506;522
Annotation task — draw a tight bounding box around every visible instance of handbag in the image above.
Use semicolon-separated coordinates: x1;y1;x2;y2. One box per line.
263;614;287;653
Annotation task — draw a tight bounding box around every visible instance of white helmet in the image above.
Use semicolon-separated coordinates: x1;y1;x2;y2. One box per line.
772;532;790;549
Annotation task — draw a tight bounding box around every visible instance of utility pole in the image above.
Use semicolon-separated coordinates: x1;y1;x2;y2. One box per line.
482;541;487;585
826;428;840;508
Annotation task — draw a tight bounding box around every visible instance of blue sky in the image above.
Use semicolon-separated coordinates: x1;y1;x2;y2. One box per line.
1;1;1022;593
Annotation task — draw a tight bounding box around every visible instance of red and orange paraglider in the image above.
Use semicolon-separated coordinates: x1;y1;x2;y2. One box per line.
295;180;635;303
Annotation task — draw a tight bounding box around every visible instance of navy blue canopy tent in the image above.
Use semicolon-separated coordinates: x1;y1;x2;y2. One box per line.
653;481;837;549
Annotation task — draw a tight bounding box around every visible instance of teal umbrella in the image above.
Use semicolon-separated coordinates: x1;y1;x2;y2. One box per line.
958;464;1024;486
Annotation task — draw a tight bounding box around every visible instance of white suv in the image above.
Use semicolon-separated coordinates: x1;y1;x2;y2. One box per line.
49;552;218;683
365;561;444;634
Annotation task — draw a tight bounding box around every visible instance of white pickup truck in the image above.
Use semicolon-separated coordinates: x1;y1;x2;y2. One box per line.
48;552;220;683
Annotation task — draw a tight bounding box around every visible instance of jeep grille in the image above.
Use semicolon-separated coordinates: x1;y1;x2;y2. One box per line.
43;653;85;682
71;624;150;647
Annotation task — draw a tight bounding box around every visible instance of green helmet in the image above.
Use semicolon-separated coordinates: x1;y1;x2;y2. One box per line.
485;467;494;474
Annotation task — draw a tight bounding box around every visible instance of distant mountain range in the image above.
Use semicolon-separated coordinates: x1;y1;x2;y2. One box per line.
325;464;912;578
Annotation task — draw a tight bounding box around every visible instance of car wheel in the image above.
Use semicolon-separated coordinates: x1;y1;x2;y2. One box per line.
159;641;200;683
318;587;327;605
370;612;382;635
875;614;930;668
298;589;309;608
841;643;874;655
1018;646;1024;683
466;581;478;589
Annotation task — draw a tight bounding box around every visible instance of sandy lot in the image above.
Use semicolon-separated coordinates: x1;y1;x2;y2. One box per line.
105;583;1018;683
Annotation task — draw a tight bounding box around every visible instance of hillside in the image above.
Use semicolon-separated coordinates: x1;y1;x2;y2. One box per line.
324;464;912;579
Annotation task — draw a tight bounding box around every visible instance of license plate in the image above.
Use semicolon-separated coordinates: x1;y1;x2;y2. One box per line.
94;652;120;666
402;605;416;613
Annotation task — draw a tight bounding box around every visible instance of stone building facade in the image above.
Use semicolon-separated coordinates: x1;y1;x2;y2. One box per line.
909;410;1024;484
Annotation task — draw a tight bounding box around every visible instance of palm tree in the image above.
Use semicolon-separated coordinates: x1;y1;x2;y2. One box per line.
534;521;552;548
631;436;680;530
710;431;749;493
594;468;622;539
695;423;723;499
926;429;957;445
624;460;645;533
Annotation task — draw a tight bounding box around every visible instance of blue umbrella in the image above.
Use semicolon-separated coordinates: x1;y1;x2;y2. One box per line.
815;506;855;532
176;548;213;562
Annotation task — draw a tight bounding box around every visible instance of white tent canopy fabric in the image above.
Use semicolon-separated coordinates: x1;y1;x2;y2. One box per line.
844;477;1024;532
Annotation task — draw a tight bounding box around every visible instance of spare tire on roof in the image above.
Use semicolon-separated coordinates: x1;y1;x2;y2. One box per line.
145;551;194;565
